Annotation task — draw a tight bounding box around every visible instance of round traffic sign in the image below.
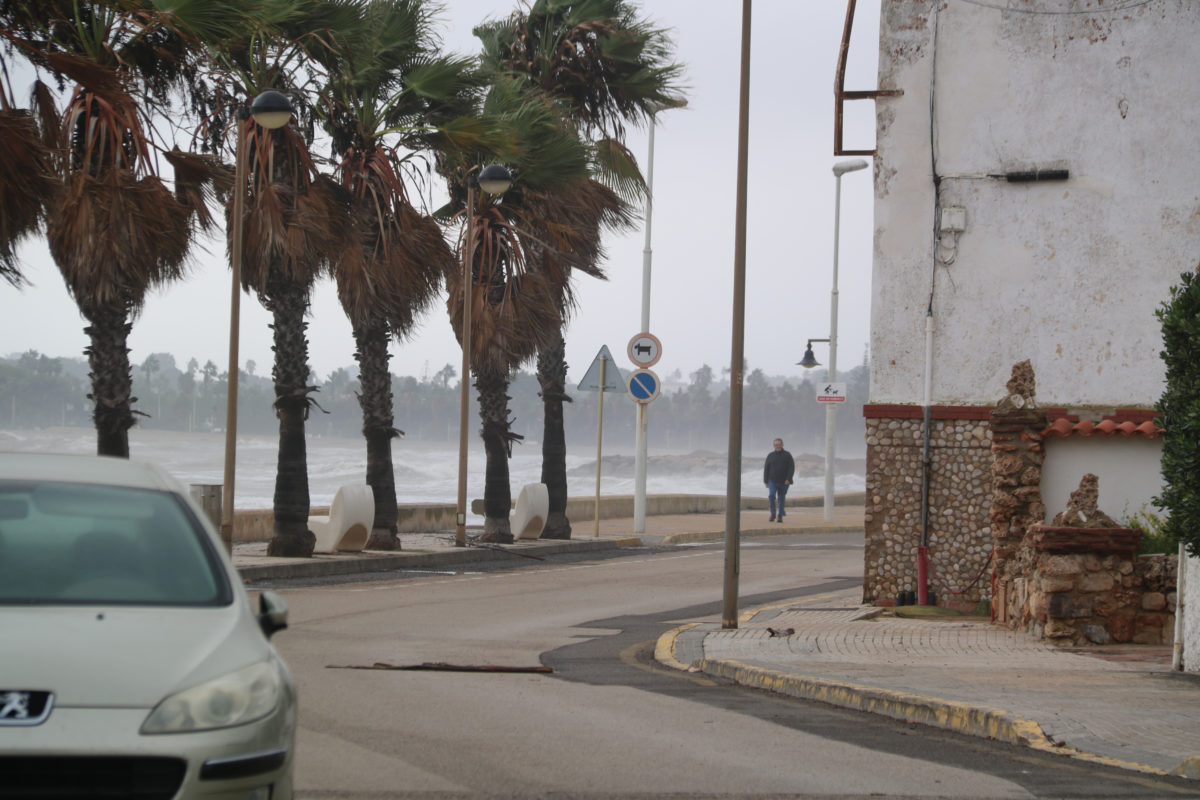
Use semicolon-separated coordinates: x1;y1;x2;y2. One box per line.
627;368;660;404
627;332;662;368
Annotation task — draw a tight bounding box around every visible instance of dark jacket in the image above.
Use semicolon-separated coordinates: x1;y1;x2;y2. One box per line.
763;449;795;484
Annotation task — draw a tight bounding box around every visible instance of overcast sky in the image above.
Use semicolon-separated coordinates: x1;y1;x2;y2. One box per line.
3;0;881;389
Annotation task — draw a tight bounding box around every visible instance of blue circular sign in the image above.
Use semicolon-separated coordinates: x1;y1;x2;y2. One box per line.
627;369;660;404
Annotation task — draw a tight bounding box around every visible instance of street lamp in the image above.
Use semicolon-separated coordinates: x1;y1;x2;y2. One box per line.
722;0;752;630
221;89;293;553
799;159;868;524
456;164;513;547
797;339;825;370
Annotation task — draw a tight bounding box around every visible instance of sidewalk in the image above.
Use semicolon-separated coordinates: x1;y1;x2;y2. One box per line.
232;502;863;581
232;503;1200;781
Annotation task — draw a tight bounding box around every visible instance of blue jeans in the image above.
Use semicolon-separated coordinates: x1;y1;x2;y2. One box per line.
767;481;789;518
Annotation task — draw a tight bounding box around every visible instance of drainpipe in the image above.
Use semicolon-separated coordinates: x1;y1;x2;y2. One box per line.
1174;541;1186;671
918;309;934;605
917;0;942;608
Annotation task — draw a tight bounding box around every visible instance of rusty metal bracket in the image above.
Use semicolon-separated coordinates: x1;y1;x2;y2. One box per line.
835;0;903;156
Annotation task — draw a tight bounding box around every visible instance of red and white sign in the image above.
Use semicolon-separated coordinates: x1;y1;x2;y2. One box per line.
817;382;848;404
627;332;662;368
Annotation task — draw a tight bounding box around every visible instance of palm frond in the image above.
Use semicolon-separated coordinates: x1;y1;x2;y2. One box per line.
164;147;229;232
0;109;56;285
589;136;644;203
47;170;191;310
481;0;687;140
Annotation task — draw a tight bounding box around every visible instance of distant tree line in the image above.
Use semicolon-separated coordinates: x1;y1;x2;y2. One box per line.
0;351;869;455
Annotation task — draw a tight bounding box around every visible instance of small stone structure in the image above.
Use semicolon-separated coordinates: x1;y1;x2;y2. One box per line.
988;362;1176;646
1006;474;1177;645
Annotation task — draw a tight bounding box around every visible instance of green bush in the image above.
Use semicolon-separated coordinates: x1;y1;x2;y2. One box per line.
1154;269;1200;558
1124;507;1175;555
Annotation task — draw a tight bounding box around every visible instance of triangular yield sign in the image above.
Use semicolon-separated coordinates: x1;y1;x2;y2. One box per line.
577;345;625;391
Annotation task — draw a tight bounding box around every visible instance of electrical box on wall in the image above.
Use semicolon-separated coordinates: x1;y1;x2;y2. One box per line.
941;206;966;233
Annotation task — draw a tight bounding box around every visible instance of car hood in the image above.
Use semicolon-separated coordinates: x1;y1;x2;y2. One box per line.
0;604;272;708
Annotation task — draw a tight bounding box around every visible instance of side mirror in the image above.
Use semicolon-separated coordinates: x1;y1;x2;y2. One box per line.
257;590;289;639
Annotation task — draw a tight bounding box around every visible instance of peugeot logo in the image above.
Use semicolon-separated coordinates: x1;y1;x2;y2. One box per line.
0;690;53;726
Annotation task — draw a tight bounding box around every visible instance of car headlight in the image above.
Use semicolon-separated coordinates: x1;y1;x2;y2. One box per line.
141;661;282;734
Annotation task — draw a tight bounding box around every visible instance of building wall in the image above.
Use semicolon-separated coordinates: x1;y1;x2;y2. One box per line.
1186;553;1200;673
863;409;993;607
872;0;1200;407
866;1;1200;614
1041;437;1162;524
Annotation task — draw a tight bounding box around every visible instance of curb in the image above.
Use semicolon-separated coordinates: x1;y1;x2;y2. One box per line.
655;620;1176;780
699;656;1049;746
655;623;702;672
237;537;642;581
661;526;863;546
696;657;1173;778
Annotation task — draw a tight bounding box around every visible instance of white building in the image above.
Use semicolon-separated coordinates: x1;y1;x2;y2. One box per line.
860;0;1197;667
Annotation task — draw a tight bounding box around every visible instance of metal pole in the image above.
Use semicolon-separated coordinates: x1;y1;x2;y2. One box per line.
1173;540;1186;671
824;172;843;523
723;0;752;629
634;114;656;535
220;112;248;554
594;357;607;537
456;183;476;547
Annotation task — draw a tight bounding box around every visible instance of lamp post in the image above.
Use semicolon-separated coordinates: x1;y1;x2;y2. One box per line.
456;164;513;548
221;90;293;553
798;159;868;524
722;0;752;630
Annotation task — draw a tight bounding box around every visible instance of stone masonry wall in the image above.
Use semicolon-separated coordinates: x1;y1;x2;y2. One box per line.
1022;538;1176;646
864;414;992;609
1001;472;1178;646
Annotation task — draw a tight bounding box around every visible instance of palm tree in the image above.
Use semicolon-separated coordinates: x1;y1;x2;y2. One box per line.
188;0;361;555
318;0;481;550
442;79;592;541
0;53;55;287
475;0;685;537
1;0;233;456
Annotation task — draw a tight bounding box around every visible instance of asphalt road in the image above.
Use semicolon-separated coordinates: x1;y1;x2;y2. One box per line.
255;533;1200;799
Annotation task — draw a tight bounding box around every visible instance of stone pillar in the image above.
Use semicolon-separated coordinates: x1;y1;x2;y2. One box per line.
988;360;1047;624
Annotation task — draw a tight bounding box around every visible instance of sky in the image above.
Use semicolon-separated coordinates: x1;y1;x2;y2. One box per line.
2;1;881;390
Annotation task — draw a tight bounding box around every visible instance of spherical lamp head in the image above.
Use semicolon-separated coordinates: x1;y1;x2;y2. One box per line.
477;164;513;195
249;90;293;130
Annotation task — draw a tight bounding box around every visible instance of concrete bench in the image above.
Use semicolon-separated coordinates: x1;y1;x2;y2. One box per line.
310;484;374;553
511;483;549;540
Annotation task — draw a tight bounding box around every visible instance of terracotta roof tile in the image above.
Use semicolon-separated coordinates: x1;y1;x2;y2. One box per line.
1043;414;1164;440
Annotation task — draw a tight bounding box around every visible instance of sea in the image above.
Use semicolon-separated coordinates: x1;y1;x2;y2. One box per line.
0;427;866;520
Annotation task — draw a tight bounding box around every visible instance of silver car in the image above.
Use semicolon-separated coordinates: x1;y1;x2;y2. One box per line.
0;453;296;799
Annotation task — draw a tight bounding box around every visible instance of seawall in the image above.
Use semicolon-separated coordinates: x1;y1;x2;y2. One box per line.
226;491;867;542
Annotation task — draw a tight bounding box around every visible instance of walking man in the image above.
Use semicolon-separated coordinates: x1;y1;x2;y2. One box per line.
763;438;795;523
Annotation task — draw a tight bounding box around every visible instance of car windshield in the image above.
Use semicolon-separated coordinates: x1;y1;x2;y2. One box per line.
0;480;230;606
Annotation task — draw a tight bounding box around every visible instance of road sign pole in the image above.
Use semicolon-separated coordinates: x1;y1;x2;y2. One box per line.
635;117;656;536
634;404;647;533
594;357;606;538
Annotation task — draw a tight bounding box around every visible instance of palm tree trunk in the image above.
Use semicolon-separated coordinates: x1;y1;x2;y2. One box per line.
354;315;400;550
476;366;515;543
537;333;572;538
265;277;316;557
82;301;136;458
